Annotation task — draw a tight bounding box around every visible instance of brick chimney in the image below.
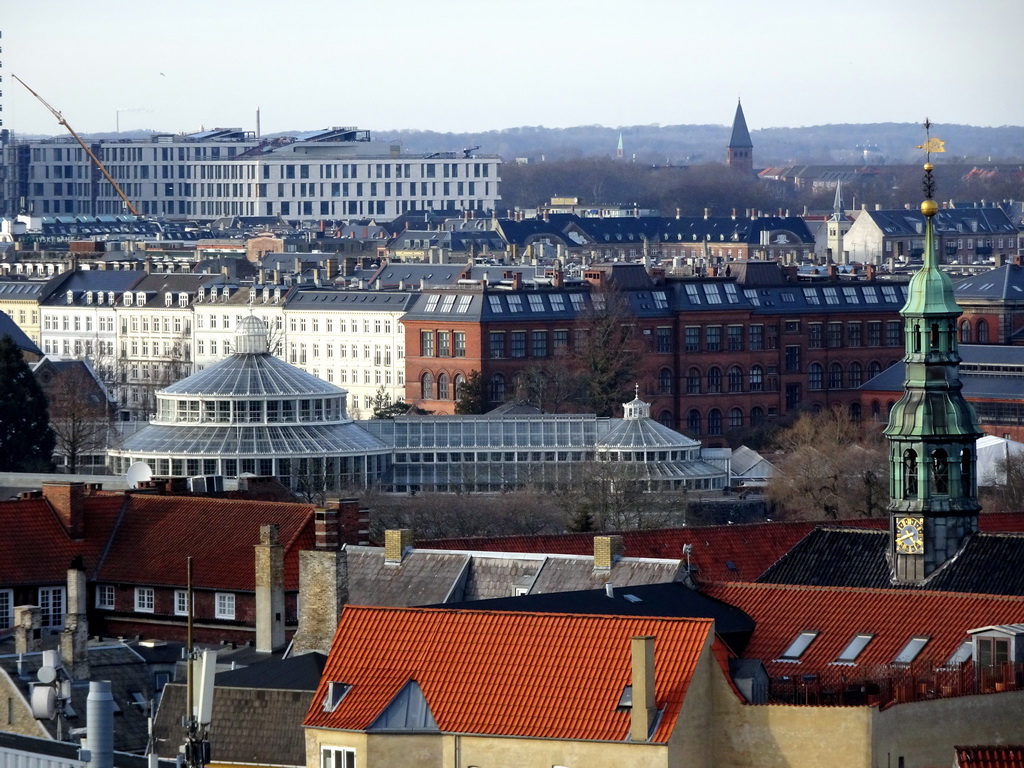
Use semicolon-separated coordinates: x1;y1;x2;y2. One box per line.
866;264;876;282
293;545;348;655
42;482;86;539
594;535;625;570
255;525;285;653
314;507;340;550
337;499;370;546
385;529;414;565
630;635;657;742
60;562;90;680
14;606;42;654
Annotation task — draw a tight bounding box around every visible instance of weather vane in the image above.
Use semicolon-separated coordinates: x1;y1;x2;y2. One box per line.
916;118;945;207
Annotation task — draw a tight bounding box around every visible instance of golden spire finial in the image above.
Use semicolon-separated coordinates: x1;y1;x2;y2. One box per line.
918;119;943;216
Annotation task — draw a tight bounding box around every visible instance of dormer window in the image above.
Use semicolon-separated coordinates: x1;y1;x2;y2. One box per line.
164;292;173;307
124;293;133;306
323;681;351;712
66;290;74;305
108;292;115;305
179;292;189;307
86;292;94;305
197;288;205;303
136;292;146;307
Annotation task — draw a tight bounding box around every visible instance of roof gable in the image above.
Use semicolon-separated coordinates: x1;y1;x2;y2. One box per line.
367;680;439;732
305;606;713;743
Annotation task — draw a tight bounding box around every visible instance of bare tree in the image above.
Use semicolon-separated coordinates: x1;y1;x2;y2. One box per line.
765;409;888;520
44;362;116;474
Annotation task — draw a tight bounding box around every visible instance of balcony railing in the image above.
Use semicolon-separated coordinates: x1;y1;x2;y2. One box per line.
768;660;1024;708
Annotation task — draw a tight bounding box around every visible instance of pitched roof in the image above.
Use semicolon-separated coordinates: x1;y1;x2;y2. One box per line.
95;495;315;591
704;582;1024;678
956;746;1024;768
305;606;713;743
729;100;753;149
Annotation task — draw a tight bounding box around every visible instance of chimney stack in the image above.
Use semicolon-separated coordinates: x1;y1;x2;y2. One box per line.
314;508;340;550
86;681;114;768
337;499;370;546
294;544;348;655
630;636;657;742
385;529;414;565
60;563;90;680
42;482;86;539
14;606;42;654
255;525;286;653
594;535;625;570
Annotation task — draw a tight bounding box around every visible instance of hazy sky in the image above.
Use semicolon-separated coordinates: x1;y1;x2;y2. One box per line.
5;0;1022;139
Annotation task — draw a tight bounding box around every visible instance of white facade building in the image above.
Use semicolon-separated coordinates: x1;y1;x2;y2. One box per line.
16;127;501;223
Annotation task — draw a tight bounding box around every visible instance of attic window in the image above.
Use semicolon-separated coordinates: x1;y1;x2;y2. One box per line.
617;685;633;710
893;636;930;664
834;634;874;664
778;631;818;661
945;640;974;668
324;681;351;712
623;594;642;603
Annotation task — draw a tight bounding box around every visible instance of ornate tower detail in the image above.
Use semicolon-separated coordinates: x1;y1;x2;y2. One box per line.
617;132;624;160
726;99;753;172
885;123;982;584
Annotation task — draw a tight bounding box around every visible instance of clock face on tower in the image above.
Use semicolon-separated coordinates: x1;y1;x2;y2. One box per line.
895;516;924;554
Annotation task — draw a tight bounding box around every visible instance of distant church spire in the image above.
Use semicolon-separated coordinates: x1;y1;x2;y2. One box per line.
885;121;982;585
832;180;844;219
617;132;624;160
726;99;753;172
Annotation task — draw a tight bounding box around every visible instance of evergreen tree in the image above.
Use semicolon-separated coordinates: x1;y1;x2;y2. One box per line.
0;335;56;471
454;370;486;415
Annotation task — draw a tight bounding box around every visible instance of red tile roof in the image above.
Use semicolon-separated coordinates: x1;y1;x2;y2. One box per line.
94;495;316;591
0;494;124;587
956;746;1024;768
305;606;714;743
703;582;1024;677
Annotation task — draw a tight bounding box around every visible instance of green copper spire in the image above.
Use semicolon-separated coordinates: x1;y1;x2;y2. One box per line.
884;121;982;584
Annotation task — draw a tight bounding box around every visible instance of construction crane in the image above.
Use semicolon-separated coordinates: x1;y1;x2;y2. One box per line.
13;74;140;216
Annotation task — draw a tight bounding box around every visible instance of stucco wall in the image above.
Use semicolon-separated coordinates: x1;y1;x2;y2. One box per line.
871;690;1024;768
0;668;52;739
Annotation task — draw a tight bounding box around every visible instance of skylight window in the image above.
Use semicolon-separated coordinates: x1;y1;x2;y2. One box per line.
507;295;523;313
324;681;351;712
528;295;544;312
653;291;668;308
779;631;818;661
702;284;722;304
843;287;859;303
945;640;974;667
455;295;472;313
743;289;760;306
823;287;839;305
803;288;820;305
569;293;585;311
881;286;898;302
488;295;503;313
863;287;879;304
440;294;456;312
425;295;440;312
685;284;701;304
894;636;930;664
834;634;873;663
550;294;565;312
723;284;739;303
780;292;795;303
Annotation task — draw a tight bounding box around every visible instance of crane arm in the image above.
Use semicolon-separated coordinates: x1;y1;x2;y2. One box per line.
13;74;141;216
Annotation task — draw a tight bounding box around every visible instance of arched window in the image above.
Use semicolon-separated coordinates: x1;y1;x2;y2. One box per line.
707;367;722;394
686;367;701;395
437;372;450;400
421;371;434;399
932;448;949;494
728;366;743;393
728;407;743;429
849;362;863;388
871;400;881;420
658;410;673;427
659;367;673;395
749;365;764;392
829;363;843;389
490;373;506;403
454;373;466;399
977;319;989;343
808;363;824;390
868;361;882;380
708;409;723;435
961;448;973;495
750;406;765;426
904;449;918;497
959;320;972;343
849;402;862;422
687;409;701;435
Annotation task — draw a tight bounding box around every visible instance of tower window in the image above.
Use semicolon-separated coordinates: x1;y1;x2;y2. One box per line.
931;449;949;495
903;449;918;497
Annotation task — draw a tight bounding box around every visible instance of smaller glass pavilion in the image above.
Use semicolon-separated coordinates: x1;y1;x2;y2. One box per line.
109;316;390;490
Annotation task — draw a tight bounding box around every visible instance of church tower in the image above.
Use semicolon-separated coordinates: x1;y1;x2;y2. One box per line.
885;125;983;584
726;99;753;172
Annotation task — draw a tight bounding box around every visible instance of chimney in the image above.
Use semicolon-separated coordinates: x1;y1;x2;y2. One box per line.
60;562;90;680
385;529;414;565
594;535;625;570
293;546;348;655
703;208;709;220
86;681;114;768
630;636;657;742
866;264;876;281
14;606;42;654
337;499;370;545
43;482;86;539
314;507;340;550
511;272;522;290
255;524;286;653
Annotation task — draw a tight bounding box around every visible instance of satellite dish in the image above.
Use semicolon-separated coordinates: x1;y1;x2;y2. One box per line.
30;685;56;720
126;461;153;489
37;666;56;684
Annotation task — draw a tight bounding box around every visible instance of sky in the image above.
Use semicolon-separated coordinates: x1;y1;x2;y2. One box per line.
4;0;1023;139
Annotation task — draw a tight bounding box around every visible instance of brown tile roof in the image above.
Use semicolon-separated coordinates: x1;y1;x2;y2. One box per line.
703;582;1024;678
305;606;714;743
95;495;316;591
956;746;1024;768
